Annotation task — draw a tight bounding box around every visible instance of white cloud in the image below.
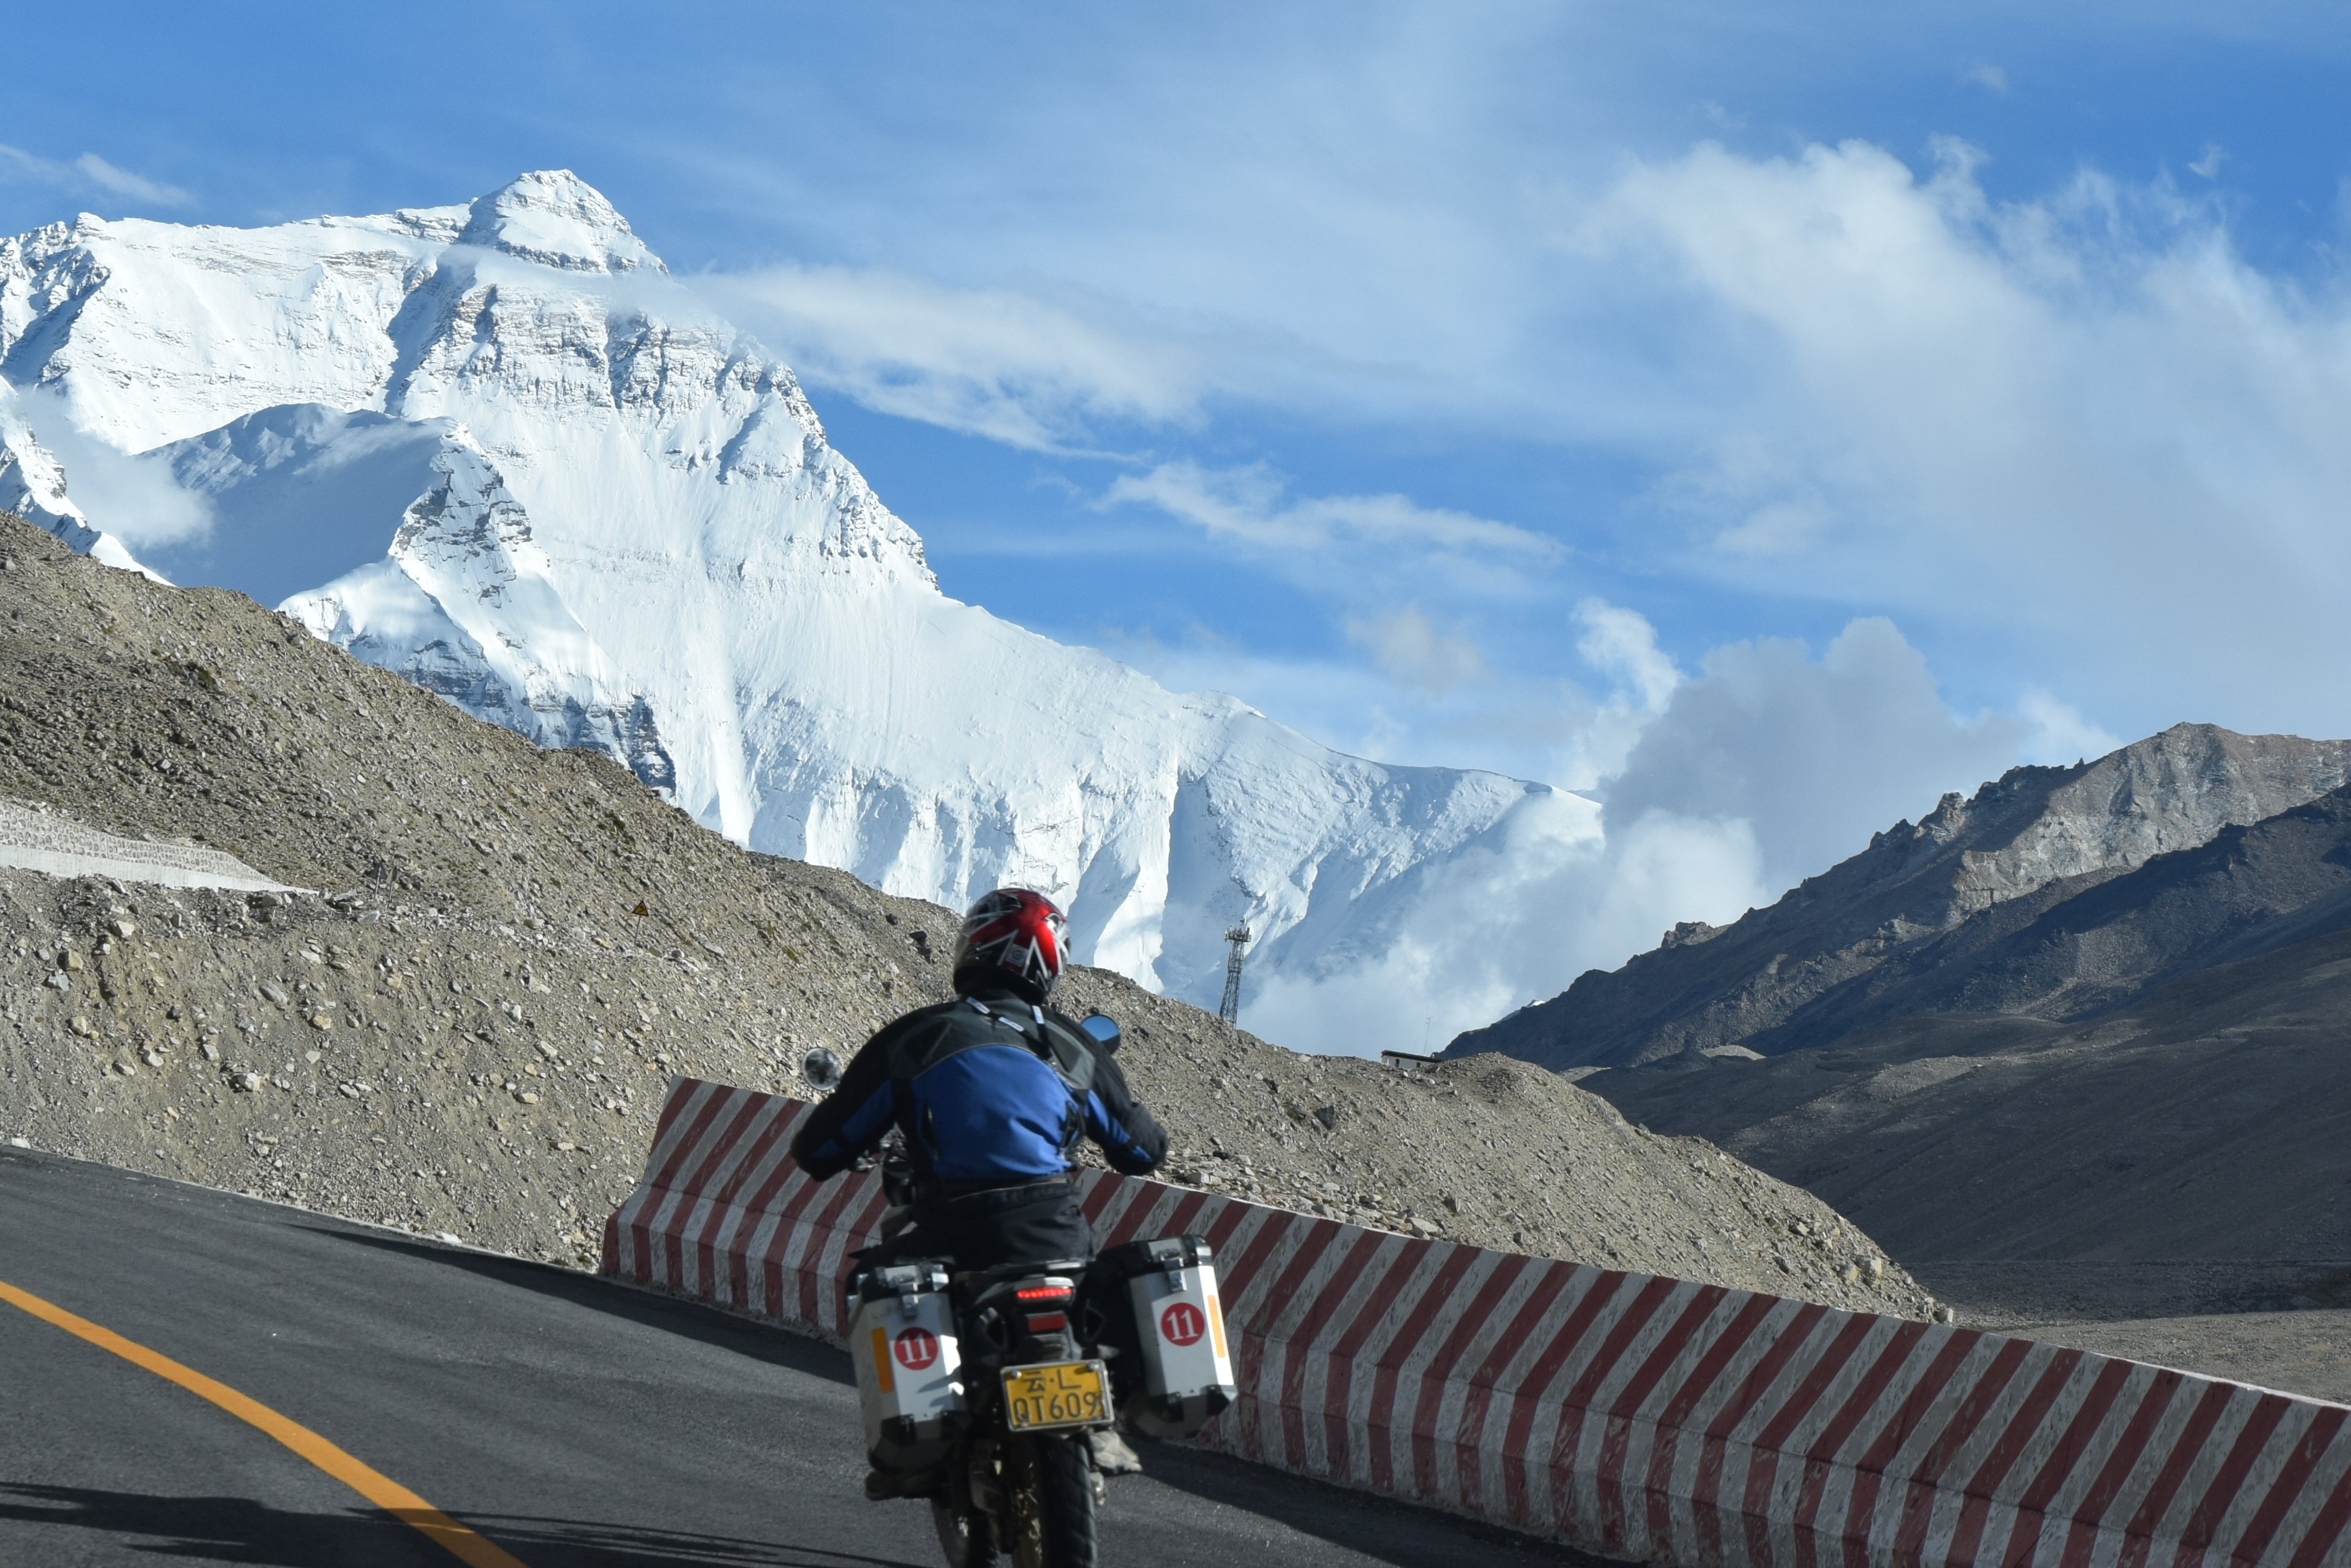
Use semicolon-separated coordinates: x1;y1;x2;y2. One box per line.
1580;137;2351;737
1574;597;1680;711
73;153;191;206
1345;605;1489;694
0;143;190;208
1241;610;2038;1057
2015;687;2122;766
1962;62;2009;94
1088;464;1572;778
1715;497;1830;558
1245;790;1770;1058
2188;144;2226;180
687;125;2351;752
1090;595;1665;798
1601;616;2025;892
1103;461;1559;558
677;102;2349;768
693;264;1229;451
5;386;213;548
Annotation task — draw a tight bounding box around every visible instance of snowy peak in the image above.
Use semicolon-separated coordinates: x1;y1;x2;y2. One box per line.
455;170;663;275
0;176;1582;1037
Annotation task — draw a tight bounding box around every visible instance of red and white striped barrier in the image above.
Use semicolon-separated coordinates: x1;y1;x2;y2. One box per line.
605;1078;2351;1566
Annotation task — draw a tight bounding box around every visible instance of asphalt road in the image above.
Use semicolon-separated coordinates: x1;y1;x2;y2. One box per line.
0;1148;1603;1567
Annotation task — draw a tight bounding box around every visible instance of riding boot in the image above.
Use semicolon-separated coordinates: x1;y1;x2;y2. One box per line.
1086;1425;1144;1475
864;1454;947;1501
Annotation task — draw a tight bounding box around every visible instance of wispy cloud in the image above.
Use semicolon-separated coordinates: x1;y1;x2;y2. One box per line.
0;143;191;208
2188;143;2226;179
1103;461;1560;559
695;264;1246;451
1961;61;2008;94
1345;605;1490;695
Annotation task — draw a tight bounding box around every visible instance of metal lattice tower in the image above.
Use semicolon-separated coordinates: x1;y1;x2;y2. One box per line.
1218;925;1252;1025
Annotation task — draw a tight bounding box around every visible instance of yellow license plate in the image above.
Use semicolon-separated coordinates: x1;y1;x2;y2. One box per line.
1001;1359;1110;1431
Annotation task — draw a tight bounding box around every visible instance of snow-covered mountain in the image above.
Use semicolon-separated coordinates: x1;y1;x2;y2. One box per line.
0;171;1594;1017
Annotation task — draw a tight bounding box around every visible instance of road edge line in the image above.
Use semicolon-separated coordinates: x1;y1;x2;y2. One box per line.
0;1276;528;1568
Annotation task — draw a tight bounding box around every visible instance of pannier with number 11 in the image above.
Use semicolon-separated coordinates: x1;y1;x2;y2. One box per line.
1093;1234;1236;1440
848;1262;966;1471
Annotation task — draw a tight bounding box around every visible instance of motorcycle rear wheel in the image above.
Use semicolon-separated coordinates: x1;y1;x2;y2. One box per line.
930;1498;1001;1567
1013;1433;1097;1568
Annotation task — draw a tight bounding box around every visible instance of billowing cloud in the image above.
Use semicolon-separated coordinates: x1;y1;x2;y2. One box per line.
8;388;213;549
1574;597;1680;712
1601;616;2025;893
1245;792;1773;1058
2015;688;2121;767
1247;610;2058;1057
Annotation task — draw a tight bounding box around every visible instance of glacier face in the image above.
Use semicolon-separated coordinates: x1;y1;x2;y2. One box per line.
0;170;1595;1019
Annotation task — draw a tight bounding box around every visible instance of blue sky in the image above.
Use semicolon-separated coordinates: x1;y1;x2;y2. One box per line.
9;1;2351;912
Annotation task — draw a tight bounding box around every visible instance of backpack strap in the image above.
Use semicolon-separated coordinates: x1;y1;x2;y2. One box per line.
940;998;1097;1155
958;998;1098;1100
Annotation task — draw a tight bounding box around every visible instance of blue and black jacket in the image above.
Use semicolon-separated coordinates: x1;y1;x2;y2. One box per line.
790;988;1166;1186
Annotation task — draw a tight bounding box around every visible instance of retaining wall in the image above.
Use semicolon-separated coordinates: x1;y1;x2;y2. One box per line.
604;1076;2351;1566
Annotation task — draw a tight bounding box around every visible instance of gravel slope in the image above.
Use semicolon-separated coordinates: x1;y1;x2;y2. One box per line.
0;511;1931;1317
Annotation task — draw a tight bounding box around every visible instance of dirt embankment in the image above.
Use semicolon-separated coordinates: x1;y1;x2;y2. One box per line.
0;511;1933;1316
1055;967;1929;1311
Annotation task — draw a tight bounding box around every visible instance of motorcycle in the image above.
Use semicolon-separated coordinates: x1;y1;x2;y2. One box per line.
856;1254;1115;1567
806;1021;1235;1568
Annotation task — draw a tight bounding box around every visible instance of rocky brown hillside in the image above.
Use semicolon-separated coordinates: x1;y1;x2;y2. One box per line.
1056;967;1923;1307
1589;793;2351;1264
1450;724;2351;1072
0;511;1935;1317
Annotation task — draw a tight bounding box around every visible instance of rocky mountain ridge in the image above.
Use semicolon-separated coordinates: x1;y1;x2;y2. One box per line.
1449;723;2351;1070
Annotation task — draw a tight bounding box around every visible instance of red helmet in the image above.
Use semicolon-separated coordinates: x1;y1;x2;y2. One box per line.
951;888;1068;1003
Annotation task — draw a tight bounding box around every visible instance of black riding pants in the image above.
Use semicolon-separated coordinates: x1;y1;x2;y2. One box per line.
863;1178;1148;1407
878;1176;1095;1274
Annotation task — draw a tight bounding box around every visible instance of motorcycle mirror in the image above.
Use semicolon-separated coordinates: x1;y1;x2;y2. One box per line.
800;1046;845;1093
1078;1013;1121;1053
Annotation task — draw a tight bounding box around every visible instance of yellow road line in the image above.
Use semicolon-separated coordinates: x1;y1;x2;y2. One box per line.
0;1276;528;1568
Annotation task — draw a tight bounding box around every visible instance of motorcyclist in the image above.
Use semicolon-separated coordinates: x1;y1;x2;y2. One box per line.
789;887;1169;1497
